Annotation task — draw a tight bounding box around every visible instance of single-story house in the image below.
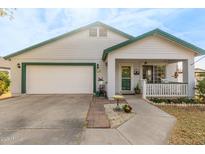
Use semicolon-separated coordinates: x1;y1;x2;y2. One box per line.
0;57;11;75
4;21;205;99
178;68;205;85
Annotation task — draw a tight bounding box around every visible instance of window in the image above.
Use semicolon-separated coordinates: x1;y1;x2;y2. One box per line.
143;65;166;83
153;65;166;83
89;28;97;37
99;28;107;37
143;65;153;83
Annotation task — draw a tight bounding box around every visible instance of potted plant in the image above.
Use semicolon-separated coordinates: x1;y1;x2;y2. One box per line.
134;83;141;94
98;77;104;85
123;104;132;113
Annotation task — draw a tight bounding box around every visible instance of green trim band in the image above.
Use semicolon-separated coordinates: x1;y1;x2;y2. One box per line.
21;62;96;94
102;28;205;60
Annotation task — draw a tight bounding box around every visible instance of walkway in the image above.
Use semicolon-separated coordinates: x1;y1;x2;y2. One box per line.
81;95;176;145
86;97;110;128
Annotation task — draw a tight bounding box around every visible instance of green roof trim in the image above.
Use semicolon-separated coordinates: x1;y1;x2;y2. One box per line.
102;28;205;60
4;21;134;59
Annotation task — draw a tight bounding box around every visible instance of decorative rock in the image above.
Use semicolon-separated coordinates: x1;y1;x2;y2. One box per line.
104;104;135;128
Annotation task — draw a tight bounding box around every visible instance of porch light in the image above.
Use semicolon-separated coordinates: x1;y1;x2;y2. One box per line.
17;63;21;68
134;68;140;75
144;61;147;65
97;63;99;69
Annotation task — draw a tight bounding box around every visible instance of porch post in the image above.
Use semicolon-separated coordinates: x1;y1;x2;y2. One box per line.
142;79;147;99
107;57;116;99
183;58;195;97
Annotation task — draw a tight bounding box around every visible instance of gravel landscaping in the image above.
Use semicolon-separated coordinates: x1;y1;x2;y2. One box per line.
104;104;136;128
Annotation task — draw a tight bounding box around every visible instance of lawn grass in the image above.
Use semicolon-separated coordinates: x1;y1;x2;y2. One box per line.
158;106;205;144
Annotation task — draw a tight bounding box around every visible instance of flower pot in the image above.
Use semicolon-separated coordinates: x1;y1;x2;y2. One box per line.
123;105;132;113
134;89;141;94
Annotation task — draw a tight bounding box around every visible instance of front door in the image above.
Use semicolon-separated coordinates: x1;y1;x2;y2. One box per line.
143;65;153;83
121;66;131;90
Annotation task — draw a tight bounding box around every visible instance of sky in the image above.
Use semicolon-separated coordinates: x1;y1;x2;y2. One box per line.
0;8;205;69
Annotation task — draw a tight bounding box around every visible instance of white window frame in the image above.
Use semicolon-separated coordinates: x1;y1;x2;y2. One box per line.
89;27;97;37
99;27;107;37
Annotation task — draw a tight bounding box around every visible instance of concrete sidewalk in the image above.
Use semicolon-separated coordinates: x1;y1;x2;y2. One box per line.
81;95;176;145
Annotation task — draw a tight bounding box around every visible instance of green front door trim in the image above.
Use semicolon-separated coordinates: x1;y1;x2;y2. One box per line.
21;62;96;94
121;66;131;90
122;79;131;90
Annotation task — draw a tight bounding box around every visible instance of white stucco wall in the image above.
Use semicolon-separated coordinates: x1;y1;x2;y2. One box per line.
8;26;128;95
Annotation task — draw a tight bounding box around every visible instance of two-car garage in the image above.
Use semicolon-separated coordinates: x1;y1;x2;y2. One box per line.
22;63;96;94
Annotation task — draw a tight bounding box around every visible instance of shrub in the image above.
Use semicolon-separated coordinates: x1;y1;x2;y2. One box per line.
171;99;179;104
122;104;132;113
177;97;196;104
148;97;196;104
196;78;205;103
134;83;141;94
0;72;10;95
149;98;163;103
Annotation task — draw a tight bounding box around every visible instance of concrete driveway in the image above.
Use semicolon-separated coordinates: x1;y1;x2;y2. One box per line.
0;94;91;145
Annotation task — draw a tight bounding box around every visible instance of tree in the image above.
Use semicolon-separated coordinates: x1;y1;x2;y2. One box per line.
0;8;16;20
0;72;10;95
196;78;205;103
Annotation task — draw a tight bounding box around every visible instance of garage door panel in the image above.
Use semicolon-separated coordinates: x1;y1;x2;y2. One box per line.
26;65;93;94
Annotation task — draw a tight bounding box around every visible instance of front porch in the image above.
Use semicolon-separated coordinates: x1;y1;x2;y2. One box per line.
107;58;194;99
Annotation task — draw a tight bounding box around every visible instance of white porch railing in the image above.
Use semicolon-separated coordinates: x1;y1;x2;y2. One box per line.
141;79;188;98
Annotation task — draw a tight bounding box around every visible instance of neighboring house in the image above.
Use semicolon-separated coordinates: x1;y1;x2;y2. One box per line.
0;57;11;75
178;68;205;85
4;21;205;98
195;68;205;82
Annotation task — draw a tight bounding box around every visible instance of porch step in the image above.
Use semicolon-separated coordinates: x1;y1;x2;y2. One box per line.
120;91;135;95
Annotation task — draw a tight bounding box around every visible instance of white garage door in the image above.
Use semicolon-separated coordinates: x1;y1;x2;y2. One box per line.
26;65;93;94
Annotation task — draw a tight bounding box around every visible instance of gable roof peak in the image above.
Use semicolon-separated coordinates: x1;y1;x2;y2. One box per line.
92;21;104;24
151;28;167;34
88;21;104;26
102;28;205;60
4;21;134;59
